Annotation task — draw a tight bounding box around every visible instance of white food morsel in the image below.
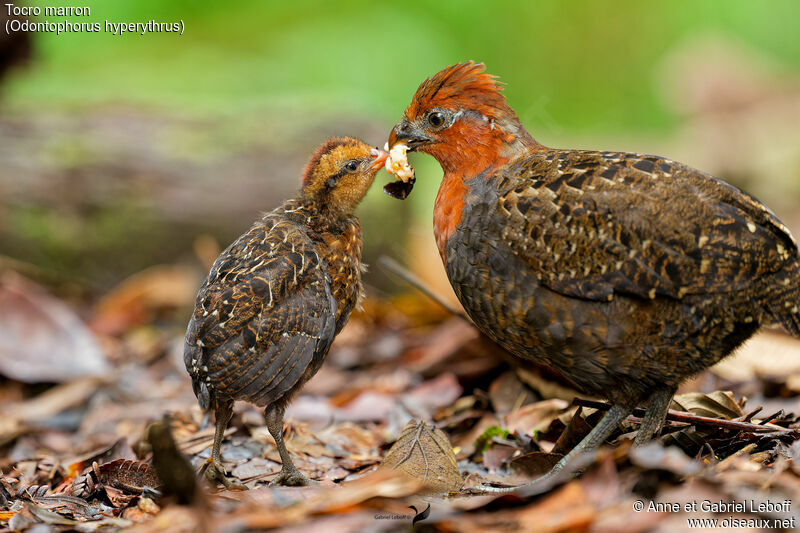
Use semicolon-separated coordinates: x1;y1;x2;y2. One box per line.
384;142;415;183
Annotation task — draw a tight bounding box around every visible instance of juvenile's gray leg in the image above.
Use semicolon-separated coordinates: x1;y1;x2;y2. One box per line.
266;403;315;486
200;400;246;490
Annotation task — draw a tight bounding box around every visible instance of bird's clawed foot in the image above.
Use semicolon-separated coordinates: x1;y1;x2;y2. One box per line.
462;467;566;496
269;465;317;487
200;457;247;490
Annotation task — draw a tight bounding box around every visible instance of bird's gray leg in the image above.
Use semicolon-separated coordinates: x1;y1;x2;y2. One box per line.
266;403;315;486
200;400;246;490
634;387;675;446
539;403;632;480
467;404;631;494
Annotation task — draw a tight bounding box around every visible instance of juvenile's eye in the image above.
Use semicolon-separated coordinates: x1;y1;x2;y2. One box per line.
427;111;446;128
345;160;359;173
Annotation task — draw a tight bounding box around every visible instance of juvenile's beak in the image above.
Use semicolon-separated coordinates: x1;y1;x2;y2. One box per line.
388;121;432;151
369;148;389;171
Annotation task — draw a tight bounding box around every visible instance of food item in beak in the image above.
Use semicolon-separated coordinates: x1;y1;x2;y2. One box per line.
384;142;415;183
382;142;416;200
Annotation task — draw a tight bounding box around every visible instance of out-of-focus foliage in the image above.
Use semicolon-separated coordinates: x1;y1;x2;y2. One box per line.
2;1;800;288
7;0;800;131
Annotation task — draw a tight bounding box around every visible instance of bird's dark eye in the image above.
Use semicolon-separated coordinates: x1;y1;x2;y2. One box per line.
427;111;446;128
345;160;359;173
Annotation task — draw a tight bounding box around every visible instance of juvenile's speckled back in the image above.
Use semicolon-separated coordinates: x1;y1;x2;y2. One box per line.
184;198;363;411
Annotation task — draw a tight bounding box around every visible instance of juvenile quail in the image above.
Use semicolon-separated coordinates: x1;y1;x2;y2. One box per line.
185;138;388;488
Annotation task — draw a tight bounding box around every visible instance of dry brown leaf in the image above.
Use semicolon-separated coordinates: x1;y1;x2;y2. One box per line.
712;330;800;382
488;371;537;414
404;318;479;373
629;443;703;476
0;272;109;383
231;468;425;530
515;365;591;403
316;423;381;459
401;373;463;419
381;420;462;493
551;407;593;456
509;452;563;480
482;444;518;472
504;398;570;437
96;459;162;494
443;481;595;533
176;426;236;456
2;376;108;423
670;390;743;419
91;264;199;336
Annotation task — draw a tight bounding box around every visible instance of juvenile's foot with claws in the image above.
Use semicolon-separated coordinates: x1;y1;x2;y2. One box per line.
200;457;247;490
269;466;317;487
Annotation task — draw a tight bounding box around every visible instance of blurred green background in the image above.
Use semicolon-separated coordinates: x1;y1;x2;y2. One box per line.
2;0;799;295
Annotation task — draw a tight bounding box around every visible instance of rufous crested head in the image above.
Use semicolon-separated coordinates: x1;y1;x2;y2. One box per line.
301;137;388;217
405;61;509;122
388;62;540;177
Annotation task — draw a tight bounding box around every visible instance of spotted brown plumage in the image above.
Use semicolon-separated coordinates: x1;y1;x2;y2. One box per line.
184;137;387;488
388;62;800;491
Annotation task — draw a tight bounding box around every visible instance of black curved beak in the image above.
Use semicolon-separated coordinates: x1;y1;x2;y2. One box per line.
388;120;432;151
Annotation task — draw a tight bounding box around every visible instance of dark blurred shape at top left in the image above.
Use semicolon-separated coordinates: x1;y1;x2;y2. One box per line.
0;8;32;85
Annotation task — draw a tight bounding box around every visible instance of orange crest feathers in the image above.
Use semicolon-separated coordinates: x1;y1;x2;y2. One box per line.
301;137;361;186
407;61;508;120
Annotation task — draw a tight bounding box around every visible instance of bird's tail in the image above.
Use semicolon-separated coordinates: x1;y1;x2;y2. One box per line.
767;265;800;338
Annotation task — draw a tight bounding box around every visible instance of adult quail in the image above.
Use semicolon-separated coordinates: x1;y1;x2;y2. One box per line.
386;61;800;489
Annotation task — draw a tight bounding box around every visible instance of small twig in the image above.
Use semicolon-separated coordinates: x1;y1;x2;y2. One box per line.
377;255;470;322
572;398;796;434
742;406;763;423
695;442;715;461
758;409;784;425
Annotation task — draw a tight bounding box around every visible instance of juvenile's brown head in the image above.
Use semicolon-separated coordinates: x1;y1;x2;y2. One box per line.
301;137;388;217
388;61;541;175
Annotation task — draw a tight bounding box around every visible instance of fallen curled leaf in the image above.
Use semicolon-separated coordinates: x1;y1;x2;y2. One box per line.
90;264;199;336
401;373;463;419
713;331;800;382
0;272;109;383
509;452;563;479
137;496;160;515
64;438;137;482
551;407;592;455
96;460;162;494
504;398;570;437
443;481;595;533
482;444;517;472
629;442;703;476
2;376;107;424
488;371;537;415
381;420;462;493
26;502;80;526
230;468;425;530
670;390;744;419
